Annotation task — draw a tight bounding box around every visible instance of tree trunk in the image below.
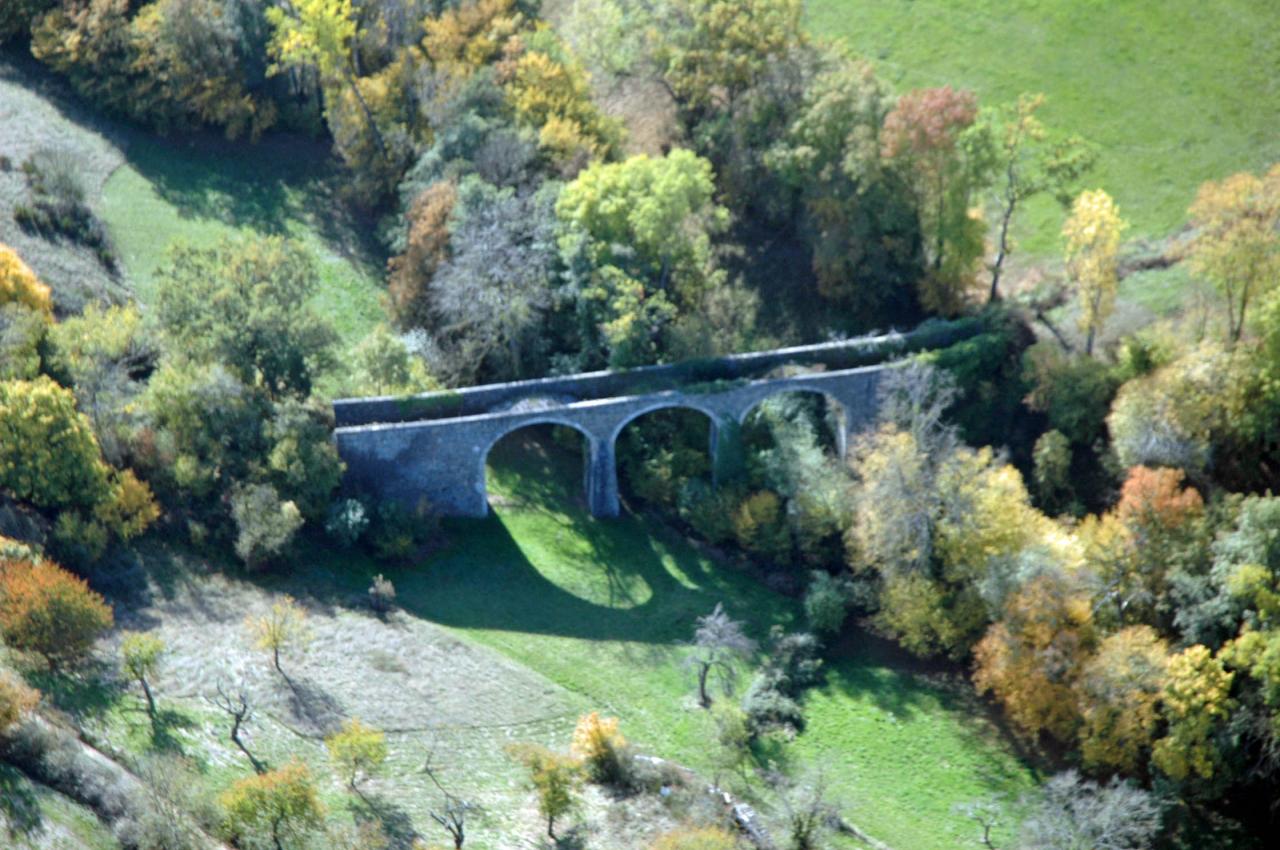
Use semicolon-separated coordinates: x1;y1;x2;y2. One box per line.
989;190;1016;302
342;67;388;160
547;814;556;840
140;676;156;719
697;663;711;708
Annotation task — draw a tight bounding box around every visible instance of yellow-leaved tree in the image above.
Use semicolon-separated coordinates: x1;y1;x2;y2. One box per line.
0;244;52;314
1152;644;1235;781
1074;625;1170;771
1064;189;1125;355
1187;164;1280;345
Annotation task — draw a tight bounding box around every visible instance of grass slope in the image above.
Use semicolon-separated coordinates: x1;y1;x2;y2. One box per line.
0;763;120;850
99;134;385;345
810;0;1280;254
63;431;1035;849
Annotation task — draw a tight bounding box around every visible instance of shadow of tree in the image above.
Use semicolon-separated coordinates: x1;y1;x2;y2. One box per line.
149;706;196;754
349;790;419;850
23;662;123;726
281;674;346;736
0;764;42;839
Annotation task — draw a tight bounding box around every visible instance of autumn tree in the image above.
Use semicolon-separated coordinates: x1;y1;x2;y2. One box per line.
650;826;738;850
1075;626;1170;771
247;596;311;678
507;744;583;840
1064;189;1125;355
325;717;388;794
121;631;165;720
220;759;325;850
1187;164;1280;345
1152;644;1235;782
0;244;53;314
973;572;1097;742
0;558;114;669
0;376;110;510
686;603;757;708
570;712;630;786
985;93;1095;301
881;86;995;314
388;181;457;330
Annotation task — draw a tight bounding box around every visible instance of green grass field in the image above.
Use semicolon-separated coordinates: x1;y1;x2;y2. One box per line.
55;431;1036;849
98;134;385;345
809;0;1280;255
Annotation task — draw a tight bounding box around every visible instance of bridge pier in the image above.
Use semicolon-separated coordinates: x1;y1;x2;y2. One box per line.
586;438;620;518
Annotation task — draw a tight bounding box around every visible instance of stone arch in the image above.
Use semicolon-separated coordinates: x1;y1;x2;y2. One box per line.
608;400;724;502
478;417;600;514
736;386;851;460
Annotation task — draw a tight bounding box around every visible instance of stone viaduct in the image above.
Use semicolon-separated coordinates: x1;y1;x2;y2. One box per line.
333;318;982;518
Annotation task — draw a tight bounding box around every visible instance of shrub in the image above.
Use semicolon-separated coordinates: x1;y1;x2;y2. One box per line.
14;152;115;270
219;760;325;850
731;489;790;561
367;498;435;562
0;558;114;667
0;243;52;314
760;627;824;695
507;743;584;840
230;482;303;569
570;711;632;787
741;674;804;734
367;573;396;614
0;668;39;732
677;478;738;545
0;376;111;510
804;571;851;635
326;498;369;547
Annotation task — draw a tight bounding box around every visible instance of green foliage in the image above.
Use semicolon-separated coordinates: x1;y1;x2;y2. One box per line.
557;150;731;367
0;304;49;382
230;482;304;570
507;743;583;839
153;237;337;400
263;399;344;522
804;571;852;635
343;325;438;397
1022;342;1119;446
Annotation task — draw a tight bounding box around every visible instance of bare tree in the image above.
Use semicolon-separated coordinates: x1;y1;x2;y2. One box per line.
423;749;477;849
686;604;757;708
876;359;959;457
1018;771;1161;850
208;680;267;775
769;767;841;850
956;798;1006;849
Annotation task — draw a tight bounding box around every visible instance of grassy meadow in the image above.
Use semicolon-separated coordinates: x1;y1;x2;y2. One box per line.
810;0;1280;255
53;431;1036;850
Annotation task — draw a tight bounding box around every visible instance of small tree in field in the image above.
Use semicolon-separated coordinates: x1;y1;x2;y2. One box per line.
686;603;757;708
507;744;583;840
220;759;325;850
121;631;165;719
325;717;387;795
247;596;311;677
0;558;113;669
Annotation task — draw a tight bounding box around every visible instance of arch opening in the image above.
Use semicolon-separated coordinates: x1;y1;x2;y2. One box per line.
611;403;718;514
482;420;594;514
740;389;849;460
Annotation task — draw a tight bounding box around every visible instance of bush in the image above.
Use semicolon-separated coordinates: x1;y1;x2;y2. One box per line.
761;626;824;695
0;243;52;314
731;489;790;561
14;151;116;270
367;498;435;562
570;712;633;787
0;668;38;732
677;478;738;546
230;482;303;569
804;571;852;635
367;573;396;614
0;558;114;667
0;376;111;510
741;674;804;734
326;498;369;547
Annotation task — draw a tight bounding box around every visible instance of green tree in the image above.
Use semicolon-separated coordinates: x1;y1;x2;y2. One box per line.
986;93;1096;301
507;744;583;840
153;237;337;399
220;760;325;850
230;483;304;570
121;631;165;719
1064;189;1125;355
557;150;731;367
325;718;387;793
